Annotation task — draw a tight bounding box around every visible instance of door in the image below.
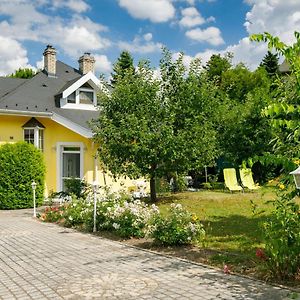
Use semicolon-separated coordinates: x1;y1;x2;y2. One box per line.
60;145;82;191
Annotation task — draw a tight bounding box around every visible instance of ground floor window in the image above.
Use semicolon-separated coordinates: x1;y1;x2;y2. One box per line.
22;118;45;151
23;128;44;151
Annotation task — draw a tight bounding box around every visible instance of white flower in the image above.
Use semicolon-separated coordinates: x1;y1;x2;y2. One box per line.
68;216;73;221
112;223;120;230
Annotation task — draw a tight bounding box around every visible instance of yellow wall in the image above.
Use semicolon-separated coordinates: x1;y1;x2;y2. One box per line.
0;115;145;197
0;115;95;195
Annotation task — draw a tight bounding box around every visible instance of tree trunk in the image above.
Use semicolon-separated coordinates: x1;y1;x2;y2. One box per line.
150;176;157;202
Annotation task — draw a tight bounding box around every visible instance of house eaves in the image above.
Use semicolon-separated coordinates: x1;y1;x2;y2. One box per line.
0;109;93;139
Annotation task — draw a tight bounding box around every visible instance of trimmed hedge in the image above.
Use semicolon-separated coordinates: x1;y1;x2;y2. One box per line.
0;142;45;209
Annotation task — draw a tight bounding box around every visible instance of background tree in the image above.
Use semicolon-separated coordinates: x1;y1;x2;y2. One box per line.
111;51;134;85
205;53;232;82
260;51;279;77
251;31;300;163
93;51;220;201
10;68;36;79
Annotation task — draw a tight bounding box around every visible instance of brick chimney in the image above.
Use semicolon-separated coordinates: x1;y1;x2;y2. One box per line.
78;52;95;74
43;45;56;77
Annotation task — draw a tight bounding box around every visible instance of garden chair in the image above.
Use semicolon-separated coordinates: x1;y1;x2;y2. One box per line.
223;168;243;192
239;168;260;191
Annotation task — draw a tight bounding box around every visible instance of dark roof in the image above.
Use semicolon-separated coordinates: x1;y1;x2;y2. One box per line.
0;61;99;131
22;117;45;128
0;78;27;98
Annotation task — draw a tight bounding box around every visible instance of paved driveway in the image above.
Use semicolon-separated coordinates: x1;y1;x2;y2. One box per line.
0;209;290;299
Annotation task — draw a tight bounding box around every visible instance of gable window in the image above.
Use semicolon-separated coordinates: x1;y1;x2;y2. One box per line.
79;89;94;104
67;91;76;104
22;118;45;151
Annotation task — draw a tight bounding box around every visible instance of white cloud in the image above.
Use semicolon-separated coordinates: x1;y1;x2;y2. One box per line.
52;0;90;13
186;26;224;46
179;7;205;28
0;36;32;76
229;0;300;69
94;54;112;74
118;33;163;54
118;0;175;23
144;33;153;42
183;0;300;70
0;0;111;65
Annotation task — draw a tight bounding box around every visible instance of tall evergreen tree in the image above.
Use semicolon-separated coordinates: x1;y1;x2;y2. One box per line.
260;51;279;77
111;51;134;85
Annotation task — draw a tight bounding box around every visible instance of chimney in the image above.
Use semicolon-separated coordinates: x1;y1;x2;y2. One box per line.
43;45;56;77
78;52;95;74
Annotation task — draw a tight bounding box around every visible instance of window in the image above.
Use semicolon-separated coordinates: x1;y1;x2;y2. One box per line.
79;90;93;104
67;91;76;103
24;128;44;151
24;129;35;145
62;87;96;109
22;118;45;151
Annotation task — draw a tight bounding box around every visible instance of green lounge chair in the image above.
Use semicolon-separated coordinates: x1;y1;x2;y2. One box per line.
223;168;243;192
239;168;260;190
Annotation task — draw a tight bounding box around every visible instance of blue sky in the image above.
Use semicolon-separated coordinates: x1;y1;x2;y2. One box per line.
0;0;299;77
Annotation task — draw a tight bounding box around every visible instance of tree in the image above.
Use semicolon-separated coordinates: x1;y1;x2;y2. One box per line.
10;68;36;79
92;50;220;201
260;51;279;77
111;51;134;85
250;32;300;162
205;53;232;81
214;60;273;168
220;63;270;103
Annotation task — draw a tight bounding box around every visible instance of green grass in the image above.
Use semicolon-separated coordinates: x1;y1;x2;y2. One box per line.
157;187;278;274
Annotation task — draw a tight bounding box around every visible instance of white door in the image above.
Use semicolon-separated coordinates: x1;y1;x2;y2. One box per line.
57;144;83;192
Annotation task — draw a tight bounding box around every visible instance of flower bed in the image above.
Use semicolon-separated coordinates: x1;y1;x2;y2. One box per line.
39;191;205;246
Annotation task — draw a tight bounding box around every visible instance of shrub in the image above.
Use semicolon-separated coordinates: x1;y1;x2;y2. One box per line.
62;198;92;228
0;142;45;209
148;203;205;245
262;191;300;280
40;206;65;223
99;199;159;238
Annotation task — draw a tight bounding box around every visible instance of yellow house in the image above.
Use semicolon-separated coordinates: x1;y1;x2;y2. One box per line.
0;45;135;196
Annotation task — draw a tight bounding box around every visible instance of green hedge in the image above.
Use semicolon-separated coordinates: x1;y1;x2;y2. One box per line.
0;142;45;209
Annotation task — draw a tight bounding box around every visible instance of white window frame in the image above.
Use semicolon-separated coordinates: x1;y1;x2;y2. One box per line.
62;87;97;111
23;127;44;151
56;142;84;192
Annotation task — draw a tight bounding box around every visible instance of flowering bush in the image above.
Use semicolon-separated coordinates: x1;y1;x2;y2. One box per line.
99;200;159;238
39;206;65;223
147;203;205;246
39;191;204;246
62;198;92;228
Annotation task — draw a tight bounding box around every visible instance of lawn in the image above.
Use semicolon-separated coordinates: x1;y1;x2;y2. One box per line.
151;187;279;277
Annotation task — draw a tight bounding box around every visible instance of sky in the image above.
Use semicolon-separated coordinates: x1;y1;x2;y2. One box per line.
0;0;300;78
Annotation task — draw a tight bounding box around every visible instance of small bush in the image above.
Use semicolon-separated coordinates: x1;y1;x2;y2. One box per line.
148;203;205;245
0;142;45;209
40;206;65;223
261;191;300;280
100;199;159;238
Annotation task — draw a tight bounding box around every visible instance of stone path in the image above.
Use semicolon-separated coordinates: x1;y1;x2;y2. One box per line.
0;209;291;299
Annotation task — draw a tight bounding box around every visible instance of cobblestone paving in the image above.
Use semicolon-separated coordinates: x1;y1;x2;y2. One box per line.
0;209;291;299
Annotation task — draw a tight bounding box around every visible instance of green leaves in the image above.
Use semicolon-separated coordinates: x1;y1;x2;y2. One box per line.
0;142;45;209
92;49;220;200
